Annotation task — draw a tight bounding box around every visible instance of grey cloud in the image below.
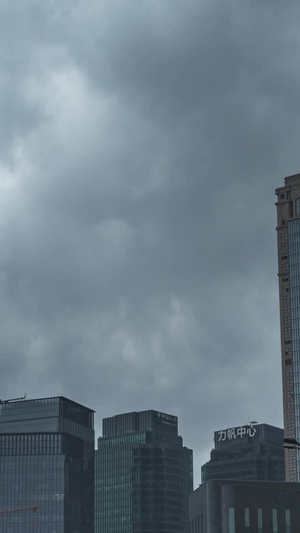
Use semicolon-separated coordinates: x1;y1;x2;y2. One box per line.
0;0;296;479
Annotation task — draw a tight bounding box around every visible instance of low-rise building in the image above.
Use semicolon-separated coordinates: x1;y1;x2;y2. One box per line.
190;479;300;532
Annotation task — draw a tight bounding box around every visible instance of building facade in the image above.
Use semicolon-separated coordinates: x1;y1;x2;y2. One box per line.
95;409;193;533
275;174;300;481
0;396;95;532
201;423;285;483
189;479;300;533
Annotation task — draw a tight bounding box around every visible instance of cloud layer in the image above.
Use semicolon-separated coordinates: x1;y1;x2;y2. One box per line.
1;0;298;481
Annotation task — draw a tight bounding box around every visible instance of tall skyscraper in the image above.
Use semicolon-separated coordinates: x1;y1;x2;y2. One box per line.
95;409;193;533
275;173;300;481
201;423;285;483
0;396;95;532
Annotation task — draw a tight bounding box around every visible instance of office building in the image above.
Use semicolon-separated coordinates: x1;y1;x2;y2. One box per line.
275;174;300;481
95;409;193;533
189;479;300;533
0;396;95;532
201;423;284;483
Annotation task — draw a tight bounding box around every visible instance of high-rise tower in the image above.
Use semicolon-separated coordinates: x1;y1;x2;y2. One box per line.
95;409;193;533
275;174;300;481
201;423;285;483
0;396;95;532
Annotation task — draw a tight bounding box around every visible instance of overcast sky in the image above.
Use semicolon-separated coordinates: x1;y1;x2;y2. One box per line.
1;0;300;484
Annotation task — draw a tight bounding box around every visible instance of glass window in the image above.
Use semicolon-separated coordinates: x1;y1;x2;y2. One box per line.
229;508;235;533
285;359;292;366
257;508;263;533
281;233;288;240
284;317;290;323
281;243;288;250
272;509;278;533
282;264;289;270
288;423;294;430
286;509;291;533
283;296;290;302
244;508;250;528
283;286;289;292
286;381;293;387
296;198;300;216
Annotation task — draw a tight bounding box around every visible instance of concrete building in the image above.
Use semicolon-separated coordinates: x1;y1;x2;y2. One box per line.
95;409;193;533
201;423;284;483
0;396;95;532
275;174;300;481
189;479;300;532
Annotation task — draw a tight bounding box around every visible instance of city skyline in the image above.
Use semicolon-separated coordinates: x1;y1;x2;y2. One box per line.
1;0;299;480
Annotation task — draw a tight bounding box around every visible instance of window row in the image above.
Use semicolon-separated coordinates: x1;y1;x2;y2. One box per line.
227;507;290;533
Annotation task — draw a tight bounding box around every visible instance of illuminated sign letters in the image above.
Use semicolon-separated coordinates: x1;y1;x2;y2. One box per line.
217;424;256;442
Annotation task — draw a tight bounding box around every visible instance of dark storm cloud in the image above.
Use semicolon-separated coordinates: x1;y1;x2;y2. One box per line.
0;0;298;478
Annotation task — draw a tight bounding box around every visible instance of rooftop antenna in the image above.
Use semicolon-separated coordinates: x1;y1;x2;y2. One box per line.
0;393;28;405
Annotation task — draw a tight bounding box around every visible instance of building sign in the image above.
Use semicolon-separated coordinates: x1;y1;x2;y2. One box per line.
155;411;177;428
217;424;257;442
